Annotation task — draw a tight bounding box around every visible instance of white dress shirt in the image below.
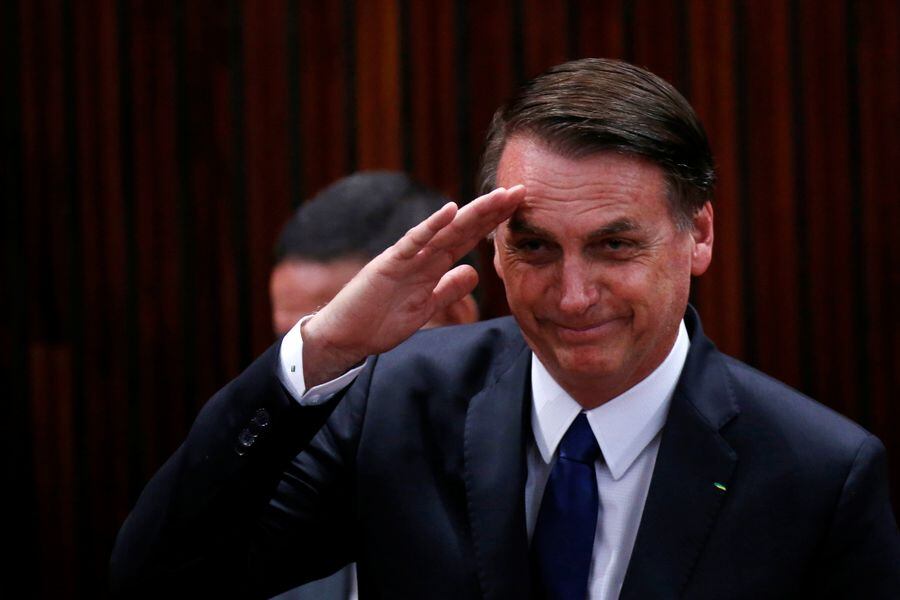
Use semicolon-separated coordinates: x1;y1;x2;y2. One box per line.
278;318;689;600
526;321;688;599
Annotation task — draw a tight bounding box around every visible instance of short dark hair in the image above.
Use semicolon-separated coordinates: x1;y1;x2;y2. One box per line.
274;171;452;264
478;58;715;228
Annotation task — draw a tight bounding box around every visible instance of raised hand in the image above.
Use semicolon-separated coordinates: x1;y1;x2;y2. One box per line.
301;185;526;388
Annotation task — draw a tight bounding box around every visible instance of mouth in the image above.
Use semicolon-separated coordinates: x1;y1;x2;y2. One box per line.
546;316;626;343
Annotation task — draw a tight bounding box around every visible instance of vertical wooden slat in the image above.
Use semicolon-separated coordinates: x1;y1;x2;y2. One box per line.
30;346;77;597
465;0;517;318
242;0;290;353
406;0;461;198
0;0;36;584
296;2;350;196
72;0;131;589
454;0;473;202
795;0;857;418
574;0;626;59
211;31;246;383
521;0;567;77
630;0;682;86
129;0;185;476
688;0;744;359
21;0;79;593
856;0;900;503
356;0;402;171
739;0;801;387
465;0;515;188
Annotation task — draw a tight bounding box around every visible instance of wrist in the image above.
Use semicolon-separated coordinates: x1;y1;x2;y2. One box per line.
301;313;365;389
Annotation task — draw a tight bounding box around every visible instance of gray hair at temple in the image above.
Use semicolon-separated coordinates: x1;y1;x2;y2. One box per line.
478;58;716;230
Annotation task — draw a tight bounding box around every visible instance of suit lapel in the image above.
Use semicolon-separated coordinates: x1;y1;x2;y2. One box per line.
464;341;532;600
620;309;740;599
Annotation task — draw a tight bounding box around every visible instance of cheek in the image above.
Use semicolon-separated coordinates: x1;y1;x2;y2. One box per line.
502;266;550;311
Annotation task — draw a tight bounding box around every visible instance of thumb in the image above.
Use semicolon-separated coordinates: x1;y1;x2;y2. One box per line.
431;265;479;315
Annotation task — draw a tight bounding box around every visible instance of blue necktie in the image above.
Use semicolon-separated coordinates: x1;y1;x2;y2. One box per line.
532;413;601;599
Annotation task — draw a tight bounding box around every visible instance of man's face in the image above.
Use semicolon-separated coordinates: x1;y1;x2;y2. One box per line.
493;135;713;406
269;258;365;336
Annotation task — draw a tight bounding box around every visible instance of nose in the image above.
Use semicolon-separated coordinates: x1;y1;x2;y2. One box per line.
557;257;600;315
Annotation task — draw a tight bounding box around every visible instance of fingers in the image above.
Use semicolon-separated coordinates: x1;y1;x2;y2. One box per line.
427;184;526;261
388;185;525;273
393;202;458;260
432;264;479;311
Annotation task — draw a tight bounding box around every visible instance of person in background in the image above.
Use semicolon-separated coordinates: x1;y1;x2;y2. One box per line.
270;171;479;337
268;171;479;600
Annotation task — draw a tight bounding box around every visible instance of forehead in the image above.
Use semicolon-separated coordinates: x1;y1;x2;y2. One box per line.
496;135;670;230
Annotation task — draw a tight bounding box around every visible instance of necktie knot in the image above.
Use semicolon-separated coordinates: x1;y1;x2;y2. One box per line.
559;413;600;465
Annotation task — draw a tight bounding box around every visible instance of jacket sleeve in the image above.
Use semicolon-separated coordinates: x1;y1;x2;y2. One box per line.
813;434;900;598
109;341;373;598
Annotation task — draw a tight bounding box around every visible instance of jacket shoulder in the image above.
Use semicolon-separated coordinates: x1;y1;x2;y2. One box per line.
719;353;874;459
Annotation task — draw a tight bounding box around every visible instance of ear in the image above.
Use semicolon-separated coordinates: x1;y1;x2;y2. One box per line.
425;294;480;328
689;201;714;277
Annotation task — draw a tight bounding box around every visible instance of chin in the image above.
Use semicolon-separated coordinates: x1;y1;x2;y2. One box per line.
552;349;622;382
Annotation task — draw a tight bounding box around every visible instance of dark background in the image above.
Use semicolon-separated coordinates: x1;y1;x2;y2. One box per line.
3;0;899;597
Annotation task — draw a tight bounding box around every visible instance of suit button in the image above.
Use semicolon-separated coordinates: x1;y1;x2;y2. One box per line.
251;408;270;430
234;427;258;456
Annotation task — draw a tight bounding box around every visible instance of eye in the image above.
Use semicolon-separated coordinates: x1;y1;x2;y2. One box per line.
518;238;545;252
506;236;557;264
590;237;640;260
604;238;631;251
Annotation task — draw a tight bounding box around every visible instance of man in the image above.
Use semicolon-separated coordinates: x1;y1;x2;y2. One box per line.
111;59;900;598
268;171;480;599
270;171;479;336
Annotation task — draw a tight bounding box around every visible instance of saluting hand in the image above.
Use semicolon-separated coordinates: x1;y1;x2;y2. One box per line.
301;185;526;388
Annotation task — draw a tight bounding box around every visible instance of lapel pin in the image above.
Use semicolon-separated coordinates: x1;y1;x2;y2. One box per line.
713;482;727;492
291;365;296;373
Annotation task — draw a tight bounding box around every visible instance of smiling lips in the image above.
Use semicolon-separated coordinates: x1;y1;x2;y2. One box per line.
546;316;627;343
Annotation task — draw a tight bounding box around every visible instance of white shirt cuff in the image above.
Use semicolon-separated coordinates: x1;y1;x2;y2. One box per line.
277;314;365;406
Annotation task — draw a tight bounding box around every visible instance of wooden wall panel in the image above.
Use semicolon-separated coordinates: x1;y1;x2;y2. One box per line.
9;1;900;596
129;0;184;476
857;0;900;502
295;2;352;197
573;0;625;59
464;0;516;319
687;0;744;358
72;0;131;590
356;0;402;171
521;0;568;77
796;0;857;417
740;0;801;385
243;0;291;354
631;0;684;87
0;0;35;583
406;0;461;199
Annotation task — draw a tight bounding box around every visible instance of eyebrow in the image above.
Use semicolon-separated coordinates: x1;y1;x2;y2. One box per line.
508;216;640;239
587;218;640;237
508;216;551;237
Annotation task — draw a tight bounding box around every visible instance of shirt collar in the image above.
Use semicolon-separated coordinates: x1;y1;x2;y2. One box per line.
530;320;689;480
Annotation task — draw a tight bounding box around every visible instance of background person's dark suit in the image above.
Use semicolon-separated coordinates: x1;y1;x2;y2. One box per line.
110;307;900;598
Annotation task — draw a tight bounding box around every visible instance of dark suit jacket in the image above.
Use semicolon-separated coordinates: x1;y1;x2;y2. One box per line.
111;308;900;599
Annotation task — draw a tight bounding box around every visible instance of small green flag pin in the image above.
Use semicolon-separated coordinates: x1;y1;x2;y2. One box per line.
713;482;727;492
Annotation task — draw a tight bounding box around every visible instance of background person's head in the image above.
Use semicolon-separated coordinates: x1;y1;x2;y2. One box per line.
478;57;715;230
270;171;479;335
